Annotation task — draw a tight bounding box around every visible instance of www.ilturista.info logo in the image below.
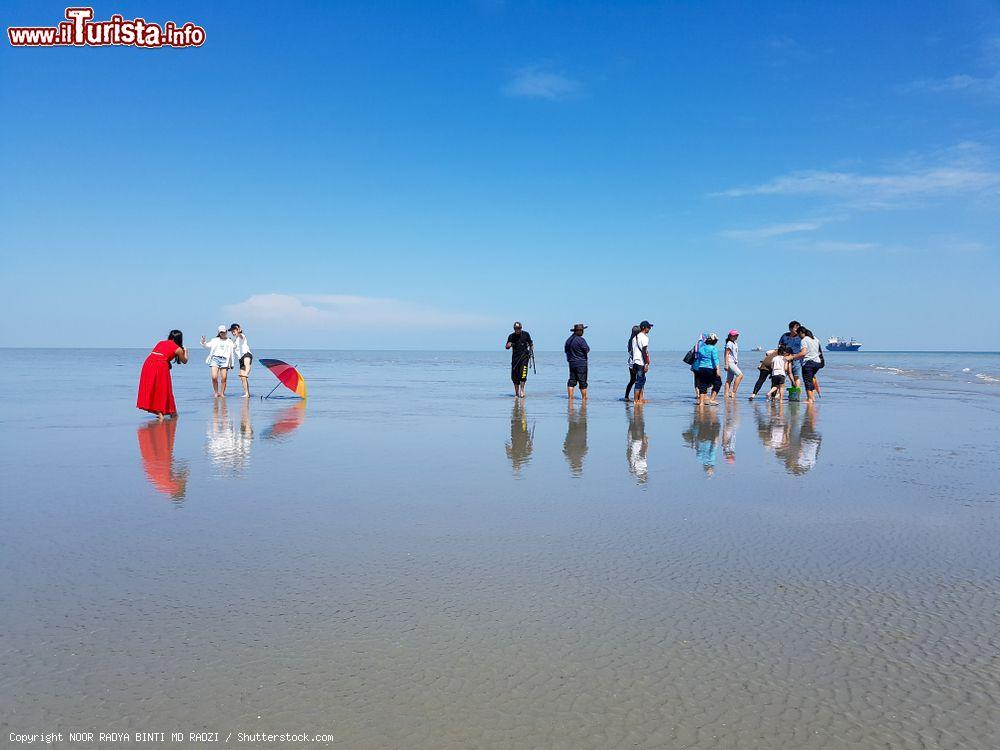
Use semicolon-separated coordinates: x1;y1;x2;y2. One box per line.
8;7;205;48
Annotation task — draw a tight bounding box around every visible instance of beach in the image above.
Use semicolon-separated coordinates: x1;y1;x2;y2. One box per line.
1;348;999;749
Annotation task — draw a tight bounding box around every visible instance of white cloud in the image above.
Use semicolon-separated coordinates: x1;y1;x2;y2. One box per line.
714;166;1000;201
224;293;495;331
720;219;830;241
503;66;581;100
903;72;1000;97
797;240;880;252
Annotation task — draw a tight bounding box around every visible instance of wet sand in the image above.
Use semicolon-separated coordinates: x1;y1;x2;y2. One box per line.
1;349;998;748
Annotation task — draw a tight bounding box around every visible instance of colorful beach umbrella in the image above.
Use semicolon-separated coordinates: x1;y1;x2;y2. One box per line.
259;358;308;399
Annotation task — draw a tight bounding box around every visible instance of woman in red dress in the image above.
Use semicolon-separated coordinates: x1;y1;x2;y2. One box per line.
137;330;188;419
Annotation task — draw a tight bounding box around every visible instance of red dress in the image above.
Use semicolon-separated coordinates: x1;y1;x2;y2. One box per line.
137;340;180;415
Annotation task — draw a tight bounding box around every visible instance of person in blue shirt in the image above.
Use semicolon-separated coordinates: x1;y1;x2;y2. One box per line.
693;332;722;405
564;323;590;402
778;320;803;387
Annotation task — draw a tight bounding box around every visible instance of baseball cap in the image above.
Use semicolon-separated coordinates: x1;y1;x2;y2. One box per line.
729;329;740;337
640;320;653;329
218;325;227;333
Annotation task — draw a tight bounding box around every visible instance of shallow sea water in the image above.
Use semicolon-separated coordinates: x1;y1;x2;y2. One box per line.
1;349;999;749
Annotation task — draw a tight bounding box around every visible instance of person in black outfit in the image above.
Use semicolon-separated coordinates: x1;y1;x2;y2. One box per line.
564;323;590;401
505;321;533;398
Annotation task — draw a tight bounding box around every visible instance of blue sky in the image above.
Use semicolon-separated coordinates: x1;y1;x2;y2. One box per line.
2;1;998;350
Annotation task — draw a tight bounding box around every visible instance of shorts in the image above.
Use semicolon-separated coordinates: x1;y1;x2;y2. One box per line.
632;363;646;391
239;353;253;377
790;358;803;379
696;367;721;395
210;355;230;369
726;363;743;383
511;358;529;384
567;365;588;389
771;374;785;388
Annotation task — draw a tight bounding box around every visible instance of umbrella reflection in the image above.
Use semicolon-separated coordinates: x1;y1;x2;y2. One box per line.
563;402;588;477
506;400;534;475
137;418;188;500
682;405;721;476
205;398;253;473
626;405;649;484
754;401;822;475
262;401;307;441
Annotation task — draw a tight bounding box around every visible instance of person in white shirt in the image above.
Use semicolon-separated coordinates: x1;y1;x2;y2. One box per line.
229;323;253;398
201;326;235;398
629;321;653;404
766;345;792;402
723;329;743;399
797;327;823;403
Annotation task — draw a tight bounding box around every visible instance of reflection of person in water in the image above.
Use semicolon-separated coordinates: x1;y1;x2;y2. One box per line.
506;400;534;473
626;406;649;484
682;406;721;475
136;418;188;500
754;400;822;475
780;402;822;475
563;402;588;476
722;400;740;464
206;398;252;472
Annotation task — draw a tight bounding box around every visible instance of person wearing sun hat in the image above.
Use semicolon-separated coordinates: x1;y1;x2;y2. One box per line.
200;325;235;398
724;329;744;398
564;323;590;401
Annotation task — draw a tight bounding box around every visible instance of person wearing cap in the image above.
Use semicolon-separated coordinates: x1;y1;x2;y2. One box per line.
629;321;653;404
200;325;235;398
692;332;722;406
724;329;743;399
564;323;590;401
505;322;533;398
229;323;253;398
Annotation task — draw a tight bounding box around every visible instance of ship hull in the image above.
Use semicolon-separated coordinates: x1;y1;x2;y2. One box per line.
827;343;861;351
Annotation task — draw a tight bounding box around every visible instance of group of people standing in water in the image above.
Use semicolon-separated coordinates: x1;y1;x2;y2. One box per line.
504;319;825;405
137;318;825;421
136;324;253;419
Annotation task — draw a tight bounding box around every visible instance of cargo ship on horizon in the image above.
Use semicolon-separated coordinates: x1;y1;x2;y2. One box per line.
827;336;862;351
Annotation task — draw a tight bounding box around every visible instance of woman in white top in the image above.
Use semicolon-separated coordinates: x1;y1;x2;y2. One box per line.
798;327;823;403
201;326;235;398
724;329;743;399
229;323;252;398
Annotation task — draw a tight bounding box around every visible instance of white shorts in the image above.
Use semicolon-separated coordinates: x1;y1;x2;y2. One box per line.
726;363;743;382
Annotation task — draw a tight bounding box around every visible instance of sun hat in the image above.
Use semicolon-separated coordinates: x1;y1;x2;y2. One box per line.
218;325;227;333
729;329;739;336
570;323;588;331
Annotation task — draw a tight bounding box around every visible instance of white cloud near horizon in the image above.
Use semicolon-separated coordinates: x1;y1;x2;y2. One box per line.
503;66;582;100
224;293;497;331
